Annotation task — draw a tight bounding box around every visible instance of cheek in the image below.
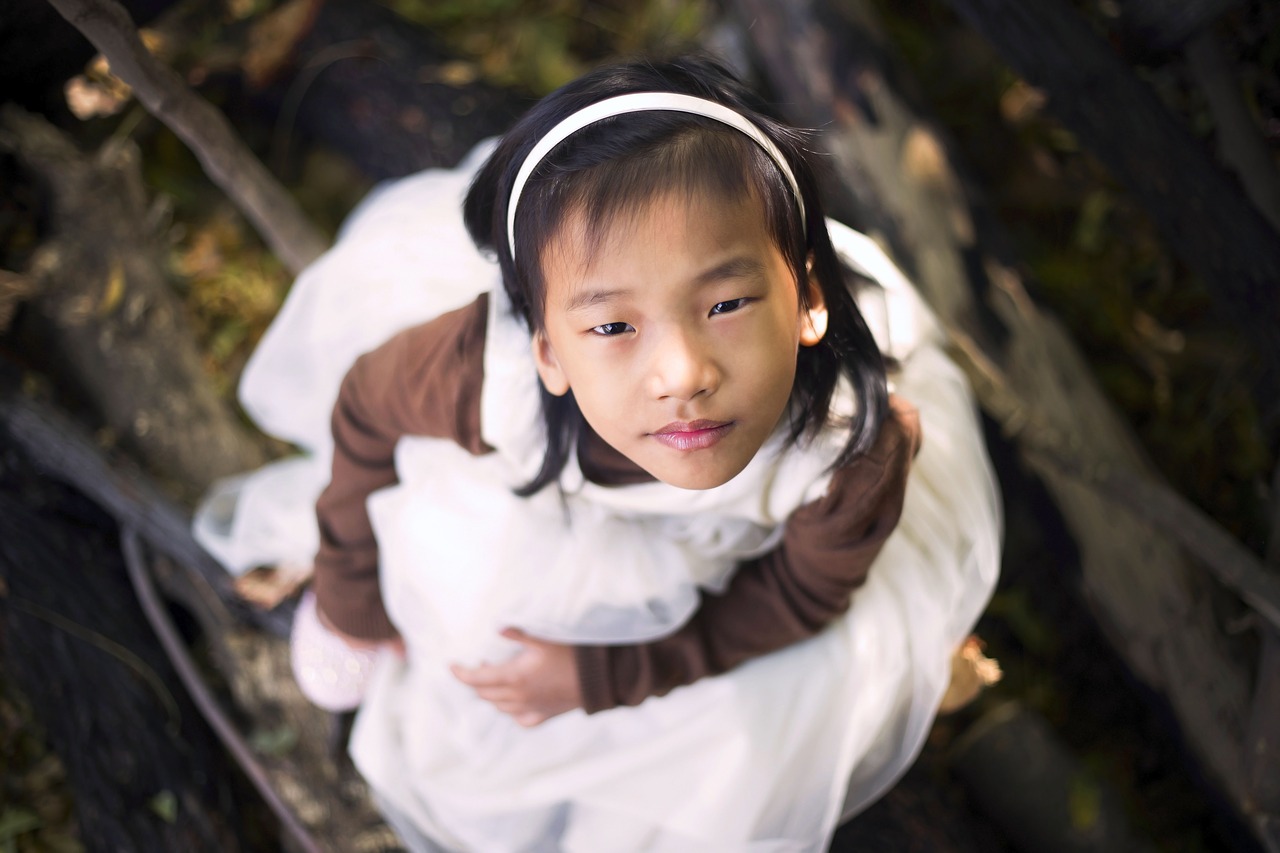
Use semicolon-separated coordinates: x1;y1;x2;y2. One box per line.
739;314;799;366
748;329;802;406
763;357;800;404
560;352;629;423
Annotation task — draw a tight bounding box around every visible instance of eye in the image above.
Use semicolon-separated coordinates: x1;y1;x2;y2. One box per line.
710;298;750;316
590;321;634;337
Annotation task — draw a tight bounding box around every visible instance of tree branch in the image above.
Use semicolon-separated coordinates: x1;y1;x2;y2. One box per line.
43;0;327;274
120;530;324;853
0;393;284;635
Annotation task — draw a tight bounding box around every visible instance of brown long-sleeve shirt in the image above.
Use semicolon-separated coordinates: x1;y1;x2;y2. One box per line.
313;294;921;713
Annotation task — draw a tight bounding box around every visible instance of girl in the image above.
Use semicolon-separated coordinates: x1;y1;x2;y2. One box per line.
197;55;1001;851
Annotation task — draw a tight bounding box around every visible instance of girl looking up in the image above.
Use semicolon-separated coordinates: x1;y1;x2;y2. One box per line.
197;54;1002;852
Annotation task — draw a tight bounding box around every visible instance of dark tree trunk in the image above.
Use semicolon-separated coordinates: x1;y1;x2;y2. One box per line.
0;390;400;852
0;106;267;503
0;438;269;851
950;704;1141;853
1115;0;1244;50
937;0;1280;418
252;0;527;181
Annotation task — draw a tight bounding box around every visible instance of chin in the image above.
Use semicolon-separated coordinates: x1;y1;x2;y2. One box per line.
647;462;745;492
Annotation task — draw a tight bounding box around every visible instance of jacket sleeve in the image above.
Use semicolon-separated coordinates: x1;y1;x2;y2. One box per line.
574;396;923;713
311;295;491;640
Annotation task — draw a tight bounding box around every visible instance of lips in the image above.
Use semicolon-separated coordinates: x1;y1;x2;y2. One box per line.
650;419;735;451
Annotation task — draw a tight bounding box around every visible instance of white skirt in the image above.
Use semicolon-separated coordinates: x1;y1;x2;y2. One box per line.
194;146;1002;852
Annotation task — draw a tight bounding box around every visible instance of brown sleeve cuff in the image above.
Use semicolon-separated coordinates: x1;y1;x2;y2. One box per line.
575;645;616;714
312;551;399;641
315;598;397;642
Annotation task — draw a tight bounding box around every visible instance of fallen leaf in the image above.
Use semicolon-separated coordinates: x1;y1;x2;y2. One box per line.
243;0;323;88
938;635;1003;714
147;790;177;824
1069;772;1103;831
63;30;167;120
0;808;40;842
64;75;130;119
234;562;313;609
249;724;298;757
97;258;125;316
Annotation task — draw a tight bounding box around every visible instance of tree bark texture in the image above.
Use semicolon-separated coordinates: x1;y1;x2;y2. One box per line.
1247;630;1280;830
950;703;1141;853
729;0;1260;833
252;0;525;181
0;106;266;502
0;0;169;114
42;0;327;274
938;0;1280;415
0;392;279;637
0;443;265;851
828;740;1008;852
1115;0;1244;50
0;391;397;852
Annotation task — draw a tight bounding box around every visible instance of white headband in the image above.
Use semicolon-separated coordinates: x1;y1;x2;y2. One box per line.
505;92;806;259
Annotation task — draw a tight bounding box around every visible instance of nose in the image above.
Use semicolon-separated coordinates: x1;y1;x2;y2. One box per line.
647;325;720;401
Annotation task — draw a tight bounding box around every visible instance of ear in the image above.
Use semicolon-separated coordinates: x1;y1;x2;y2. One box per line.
799;273;828;347
531;330;571;396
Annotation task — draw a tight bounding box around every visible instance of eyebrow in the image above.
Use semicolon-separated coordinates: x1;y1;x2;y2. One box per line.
693;256;767;285
562;255;767;313
563;287;631;313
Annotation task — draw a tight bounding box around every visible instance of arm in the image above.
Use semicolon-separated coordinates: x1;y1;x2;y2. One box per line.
311;295;491;641
574;396;923;713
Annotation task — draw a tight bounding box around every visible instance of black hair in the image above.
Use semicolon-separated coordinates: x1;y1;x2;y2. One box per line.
463;54;888;495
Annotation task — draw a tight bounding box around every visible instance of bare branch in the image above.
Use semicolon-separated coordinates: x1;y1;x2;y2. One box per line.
120;530;324;853
43;0;327;274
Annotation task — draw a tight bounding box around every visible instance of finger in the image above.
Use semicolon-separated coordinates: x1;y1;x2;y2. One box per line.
500;627;530;644
490;700;531;716
450;663;510;687
473;686;519;703
514;711;545;728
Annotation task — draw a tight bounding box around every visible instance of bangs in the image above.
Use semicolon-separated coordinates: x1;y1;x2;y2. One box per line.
570;130;795;261
515;118;808;326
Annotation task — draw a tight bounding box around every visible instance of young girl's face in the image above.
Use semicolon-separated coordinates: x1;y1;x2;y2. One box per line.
531;190;827;490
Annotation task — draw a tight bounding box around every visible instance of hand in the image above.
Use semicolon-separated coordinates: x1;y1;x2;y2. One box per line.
451;628;583;727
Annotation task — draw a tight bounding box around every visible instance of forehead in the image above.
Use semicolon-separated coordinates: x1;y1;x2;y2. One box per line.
541;189;778;294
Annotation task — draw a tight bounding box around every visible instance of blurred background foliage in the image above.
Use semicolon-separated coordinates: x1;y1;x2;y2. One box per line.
872;0;1277;553
127;0;1274;556
127;0;717;393
5;0;1275;848
380;0;709;92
